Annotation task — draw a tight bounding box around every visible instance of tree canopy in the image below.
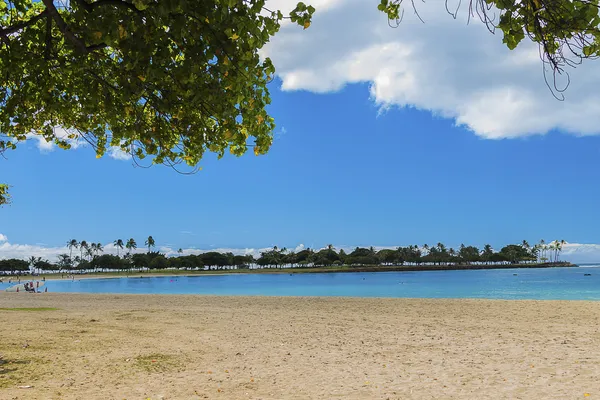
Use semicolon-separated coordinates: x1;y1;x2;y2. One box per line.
0;239;569;274
0;0;314;203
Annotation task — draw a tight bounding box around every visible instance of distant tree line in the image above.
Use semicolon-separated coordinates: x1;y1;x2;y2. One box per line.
0;238;568;274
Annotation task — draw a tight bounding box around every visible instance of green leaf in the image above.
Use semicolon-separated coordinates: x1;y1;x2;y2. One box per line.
1;0;301;175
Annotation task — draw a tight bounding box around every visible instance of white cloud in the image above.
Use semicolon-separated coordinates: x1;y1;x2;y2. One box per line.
24;127;132;161
0;233;7;242
0;241;68;261
262;0;600;138
559;243;600;264
275;126;287;139
26;127;87;152
107;146;132;161
0;239;279;261
26;133;55;153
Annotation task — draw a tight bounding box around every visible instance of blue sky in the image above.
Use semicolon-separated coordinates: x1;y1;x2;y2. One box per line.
2;82;600;256
3;0;600;262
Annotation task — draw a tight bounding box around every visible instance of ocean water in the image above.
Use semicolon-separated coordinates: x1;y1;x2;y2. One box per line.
2;266;600;300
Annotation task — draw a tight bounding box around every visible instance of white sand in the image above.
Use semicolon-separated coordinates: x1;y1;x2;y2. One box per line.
1;293;599;399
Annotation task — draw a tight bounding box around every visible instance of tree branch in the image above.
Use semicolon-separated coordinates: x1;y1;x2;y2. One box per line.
78;0;141;14
73;0;93;12
86;42;108;51
0;10;48;36
44;15;52;60
42;0;88;54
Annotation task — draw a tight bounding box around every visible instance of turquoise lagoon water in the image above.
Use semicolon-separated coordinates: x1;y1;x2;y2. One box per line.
2;266;600;300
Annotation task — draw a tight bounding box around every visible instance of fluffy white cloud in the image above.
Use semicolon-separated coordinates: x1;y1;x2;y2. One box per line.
26;134;55;152
262;0;600;138
158;246;263;258
24;127;132;161
26;127;87;153
107;146;132;161
560;243;600;265
0;239;283;261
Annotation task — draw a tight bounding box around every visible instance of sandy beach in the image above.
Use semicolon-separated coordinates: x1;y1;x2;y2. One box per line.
0;294;599;399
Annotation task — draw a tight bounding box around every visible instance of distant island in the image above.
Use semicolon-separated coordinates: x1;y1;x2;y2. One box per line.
0;239;575;277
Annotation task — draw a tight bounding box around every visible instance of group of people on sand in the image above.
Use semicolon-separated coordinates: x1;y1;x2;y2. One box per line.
23;281;39;293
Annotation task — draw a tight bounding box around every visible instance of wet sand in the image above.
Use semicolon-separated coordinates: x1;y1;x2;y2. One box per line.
0;293;599;399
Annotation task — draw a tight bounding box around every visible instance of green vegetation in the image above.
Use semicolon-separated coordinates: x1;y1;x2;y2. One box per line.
0;0;314;204
0;238;571;275
0;184;9;206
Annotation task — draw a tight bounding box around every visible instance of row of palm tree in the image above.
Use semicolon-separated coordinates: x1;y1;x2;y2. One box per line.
253;240;568;268
62;237;565;266
532;239;566;263
111;238;140;256
48;236;156;271
0;238;572;274
66;239;104;261
67;236;156;260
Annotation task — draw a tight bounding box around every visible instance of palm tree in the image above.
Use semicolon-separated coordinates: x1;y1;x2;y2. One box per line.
85;246;94;261
519;240;532;263
95;242;104;257
481;244;494;264
28;256;41;273
532;244;540;262
448;248;456;264
67;239;79;259
553;241;560;263
539;239;546;262
88;243;103;260
80;240;89;260
145;236;155;253
558;239;566;262
114;239;124;257
551;240;565;262
178;248;183;255
57;254;72;271
90;243;97;260
126;238;137;255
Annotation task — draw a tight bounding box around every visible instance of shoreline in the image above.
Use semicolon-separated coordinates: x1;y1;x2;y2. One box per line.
2;292;600;302
6;261;578;282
